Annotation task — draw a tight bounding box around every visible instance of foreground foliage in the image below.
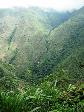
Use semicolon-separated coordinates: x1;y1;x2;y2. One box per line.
0;81;84;112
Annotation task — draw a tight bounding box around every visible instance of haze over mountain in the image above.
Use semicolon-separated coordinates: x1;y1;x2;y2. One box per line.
0;6;84;80
0;7;71;76
0;0;84;11
0;4;84;112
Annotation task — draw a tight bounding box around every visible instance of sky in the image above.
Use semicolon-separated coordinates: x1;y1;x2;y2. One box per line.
0;0;84;11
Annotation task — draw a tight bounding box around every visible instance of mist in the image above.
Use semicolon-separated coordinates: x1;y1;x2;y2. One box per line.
0;0;84;11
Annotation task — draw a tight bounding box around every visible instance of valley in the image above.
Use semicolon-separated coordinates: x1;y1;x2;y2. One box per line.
0;6;84;112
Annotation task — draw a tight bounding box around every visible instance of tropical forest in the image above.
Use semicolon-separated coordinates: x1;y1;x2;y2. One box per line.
0;0;84;112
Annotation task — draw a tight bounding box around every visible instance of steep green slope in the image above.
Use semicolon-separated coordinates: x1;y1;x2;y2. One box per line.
0;61;28;91
0;7;71;78
0;61;17;91
46;8;84;80
0;7;84;81
0;7;84;112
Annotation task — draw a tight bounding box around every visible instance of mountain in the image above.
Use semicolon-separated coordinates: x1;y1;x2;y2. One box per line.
0;7;71;79
0;6;84;81
0;6;84;112
45;7;84;80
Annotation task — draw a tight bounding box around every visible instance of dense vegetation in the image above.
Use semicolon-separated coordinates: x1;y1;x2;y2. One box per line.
0;7;84;112
0;66;84;112
0;61;84;112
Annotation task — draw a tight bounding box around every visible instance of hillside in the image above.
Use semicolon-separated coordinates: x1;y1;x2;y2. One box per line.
0;7;84;80
0;7;71;78
0;6;84;112
0;61;28;91
40;7;84;80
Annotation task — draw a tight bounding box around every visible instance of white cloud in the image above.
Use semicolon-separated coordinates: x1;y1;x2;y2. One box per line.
0;0;84;11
